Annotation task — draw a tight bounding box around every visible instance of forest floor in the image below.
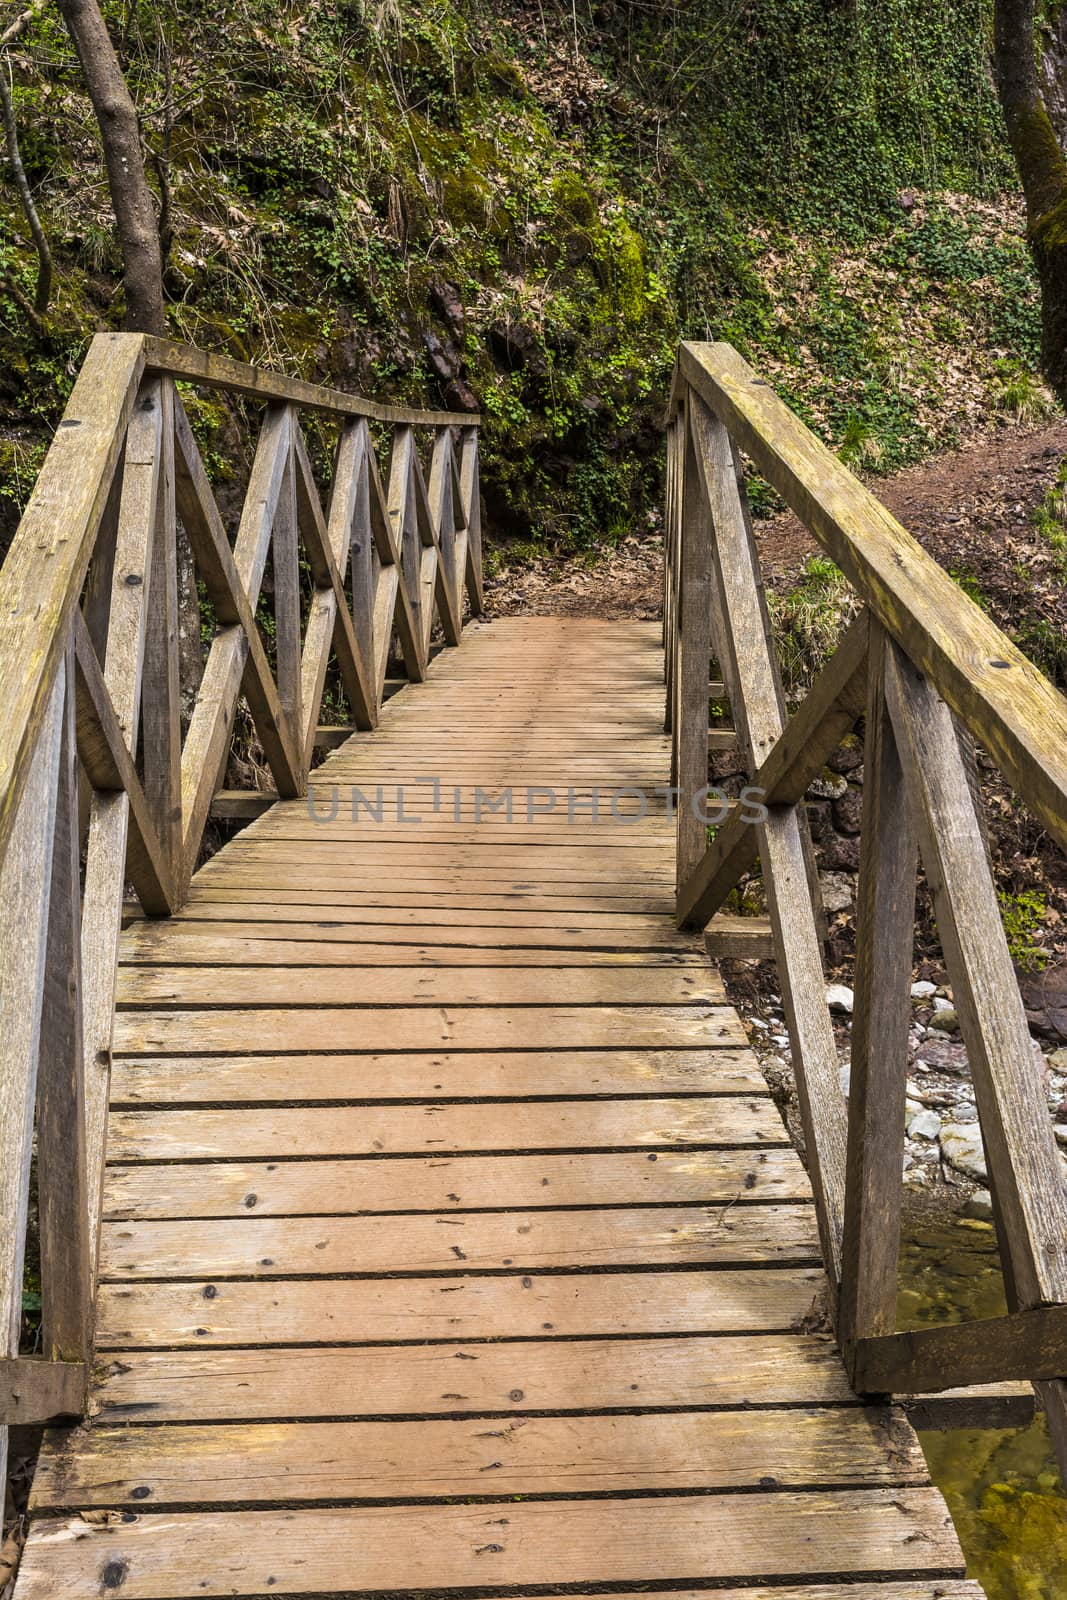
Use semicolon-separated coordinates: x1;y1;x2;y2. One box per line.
484;415;1067;630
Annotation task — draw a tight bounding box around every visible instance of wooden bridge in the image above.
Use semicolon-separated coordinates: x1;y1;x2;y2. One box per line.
2;333;1066;1597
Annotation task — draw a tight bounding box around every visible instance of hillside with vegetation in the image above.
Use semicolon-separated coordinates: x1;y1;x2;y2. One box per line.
0;0;1053;562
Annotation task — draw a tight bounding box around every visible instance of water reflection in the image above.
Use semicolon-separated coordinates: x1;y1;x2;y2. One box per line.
899;1215;1067;1598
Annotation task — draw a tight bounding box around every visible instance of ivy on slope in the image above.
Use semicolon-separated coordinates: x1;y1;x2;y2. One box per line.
0;0;1049;557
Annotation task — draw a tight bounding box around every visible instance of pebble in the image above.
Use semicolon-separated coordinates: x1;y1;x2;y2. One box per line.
932;996;954;1012
928;1007;960;1033
826;984;854;1014
911;981;937;999
964;1188;994;1219
908;1108;942;1141
940;1122;988;1182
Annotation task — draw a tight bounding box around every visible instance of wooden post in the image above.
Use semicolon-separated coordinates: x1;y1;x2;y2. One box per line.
674;401;713;888
884;637;1067;1477
687;392;847;1293
272;406;303;781
36;643;92;1364
838;620;917;1362
0;667;64;1489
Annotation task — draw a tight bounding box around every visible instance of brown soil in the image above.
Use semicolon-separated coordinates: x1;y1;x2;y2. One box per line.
485;419;1067;650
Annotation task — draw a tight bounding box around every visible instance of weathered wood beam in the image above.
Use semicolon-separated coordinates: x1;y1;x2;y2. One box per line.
679;340;1067;852
856;1305;1067;1393
0;1357;86;1424
143;336;479;428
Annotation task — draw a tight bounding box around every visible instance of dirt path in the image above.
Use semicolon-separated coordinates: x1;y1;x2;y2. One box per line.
484;419;1067;640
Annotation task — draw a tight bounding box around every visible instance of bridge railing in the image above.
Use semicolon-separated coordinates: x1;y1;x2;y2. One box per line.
0;333;481;1475
665;340;1067;1474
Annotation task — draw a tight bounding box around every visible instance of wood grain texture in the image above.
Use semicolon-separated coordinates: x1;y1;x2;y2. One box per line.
12;1492;963;1597
89;1333;855;1421
102;1147;807;1219
32;1405;923;1507
680;339;1067;852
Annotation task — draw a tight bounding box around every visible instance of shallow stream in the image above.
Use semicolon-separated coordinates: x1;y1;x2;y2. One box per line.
899;1217;1067;1598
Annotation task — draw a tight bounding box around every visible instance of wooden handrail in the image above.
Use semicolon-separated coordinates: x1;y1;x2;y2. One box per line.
0;333;483;1489
677;340;1067;850
664;341;1067;1481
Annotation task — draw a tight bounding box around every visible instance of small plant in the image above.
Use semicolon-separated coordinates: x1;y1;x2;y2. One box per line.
770;556;860;693
949;564;988;610
997;888;1050;972
990;360;1055;424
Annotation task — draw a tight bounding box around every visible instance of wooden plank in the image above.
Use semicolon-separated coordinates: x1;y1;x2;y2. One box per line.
185;889;677;913
680;339;1067;852
855;1303;1067;1393
0;1358;85;1425
169;903;704;933
108;1045;755;1103
90;1332;854;1422
207;789;275;819
32;1405;923;1508
143;335;479;428
98;1205;819;1278
704;917;775;959
110;1004;746;1055
839;624;917;1360
104;1097;786;1161
101;1148;808;1220
95;1267;829;1346
118;932;708;968
114;965;722;1008
0;333;144;861
12;1491;964;1595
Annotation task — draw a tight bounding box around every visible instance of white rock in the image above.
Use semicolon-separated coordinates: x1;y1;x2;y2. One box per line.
771;1034;789;1047
839;1063;851;1097
905;1097;923;1121
902;1152;914;1172
965;1188;994;1219
749;1016;768;1031
940;1122;987;1182
1055;1125;1067;1147
826;984;854;1014
908;1108;942;1141
911;981;937;999
932;995;954;1012
819;872;856;913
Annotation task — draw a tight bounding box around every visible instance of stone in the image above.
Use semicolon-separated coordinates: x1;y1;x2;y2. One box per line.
805;800;832;842
819;832;861;871
964;1188;994;1219
1019;961;1067;1040
839;1062;851;1097
1056;1125;1067;1147
819;871;855;913
905;1097;923;1120
929;1006;960;1033
941;1122;988;1182
826;984;854;1014
915;1036;969;1075
932;995;954;1012
808;768;848;800
910;981;937;999
1050;1047;1067;1072
831;785;864;835
826;735;864;775
907;1108;942;1141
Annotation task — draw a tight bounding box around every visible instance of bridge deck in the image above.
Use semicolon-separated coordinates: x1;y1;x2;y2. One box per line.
15;619;978;1599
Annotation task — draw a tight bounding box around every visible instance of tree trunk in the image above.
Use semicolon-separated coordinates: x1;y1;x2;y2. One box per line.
994;0;1067;405
56;0;165;334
